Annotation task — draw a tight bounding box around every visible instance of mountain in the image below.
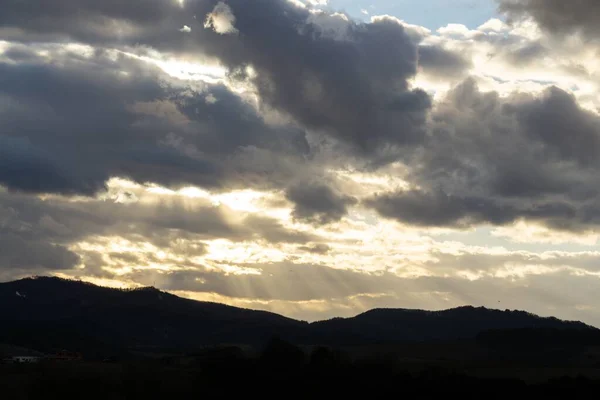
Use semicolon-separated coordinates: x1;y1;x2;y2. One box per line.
0;276;306;357
310;307;593;344
0;277;596;357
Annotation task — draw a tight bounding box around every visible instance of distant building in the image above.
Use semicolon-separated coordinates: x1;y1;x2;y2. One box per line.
0;349;83;364
4;356;42;364
0;344;46;364
48;350;83;362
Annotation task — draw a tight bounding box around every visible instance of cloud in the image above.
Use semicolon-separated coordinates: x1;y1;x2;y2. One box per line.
0;184;322;265
0;136;93;195
417;44;471;79
0;0;184;45
498;0;600;39
0;0;433;156
366;78;600;232
0;43;313;195
3;0;600;328
0;234;79;273
0;0;437;196
298;243;331;254
196;2;431;153
286;182;357;224
242;214;318;243
204;2;239;35
503;41;547;66
366;190;512;228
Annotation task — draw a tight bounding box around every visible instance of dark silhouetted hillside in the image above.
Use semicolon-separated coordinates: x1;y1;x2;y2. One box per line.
0;277;596;358
0;277;307;357
310;306;594;344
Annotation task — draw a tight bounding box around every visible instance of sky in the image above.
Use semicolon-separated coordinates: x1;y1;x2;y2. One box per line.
328;0;497;30
1;0;600;326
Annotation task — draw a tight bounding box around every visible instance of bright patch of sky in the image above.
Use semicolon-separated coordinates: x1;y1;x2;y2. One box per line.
327;0;498;29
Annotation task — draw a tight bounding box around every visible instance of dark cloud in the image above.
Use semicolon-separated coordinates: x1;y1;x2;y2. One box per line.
1;0;432;155
475;35;548;67
0;0;185;44
286;182;357;224
298;243;331;254
366;190;516;228
176;84;310;156
0;136;93;195
499;0;600;38
0;49;186;194
504;41;547;66
0;198;80;274
0;234;79;272
0;0;435;197
0;44;311;195
366;189;578;228
510;87;600;165
195;2;431;152
417;45;471;78
367;79;600;230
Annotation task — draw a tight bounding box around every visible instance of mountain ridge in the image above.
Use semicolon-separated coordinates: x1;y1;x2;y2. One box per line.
6;276;594;327
0;276;597;357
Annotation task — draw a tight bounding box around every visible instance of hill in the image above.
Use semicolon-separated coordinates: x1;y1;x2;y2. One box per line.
0;276;596;357
0;276;306;357
310;306;593;344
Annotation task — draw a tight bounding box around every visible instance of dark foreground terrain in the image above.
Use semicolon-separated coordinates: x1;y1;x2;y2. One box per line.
2;339;600;399
1;277;600;398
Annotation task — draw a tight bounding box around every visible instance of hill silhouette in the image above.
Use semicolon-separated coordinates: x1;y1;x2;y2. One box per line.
0;276;306;357
0;276;596;357
310;306;593;344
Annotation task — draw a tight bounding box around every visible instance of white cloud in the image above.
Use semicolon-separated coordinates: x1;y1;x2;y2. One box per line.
204;93;218;104
414;17;600;110
287;0;307;8
371;15;432;38
437;23;477;38
179;25;191;33
307;11;351;40
477;18;507;32
204;2;239;35
492;222;600;246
